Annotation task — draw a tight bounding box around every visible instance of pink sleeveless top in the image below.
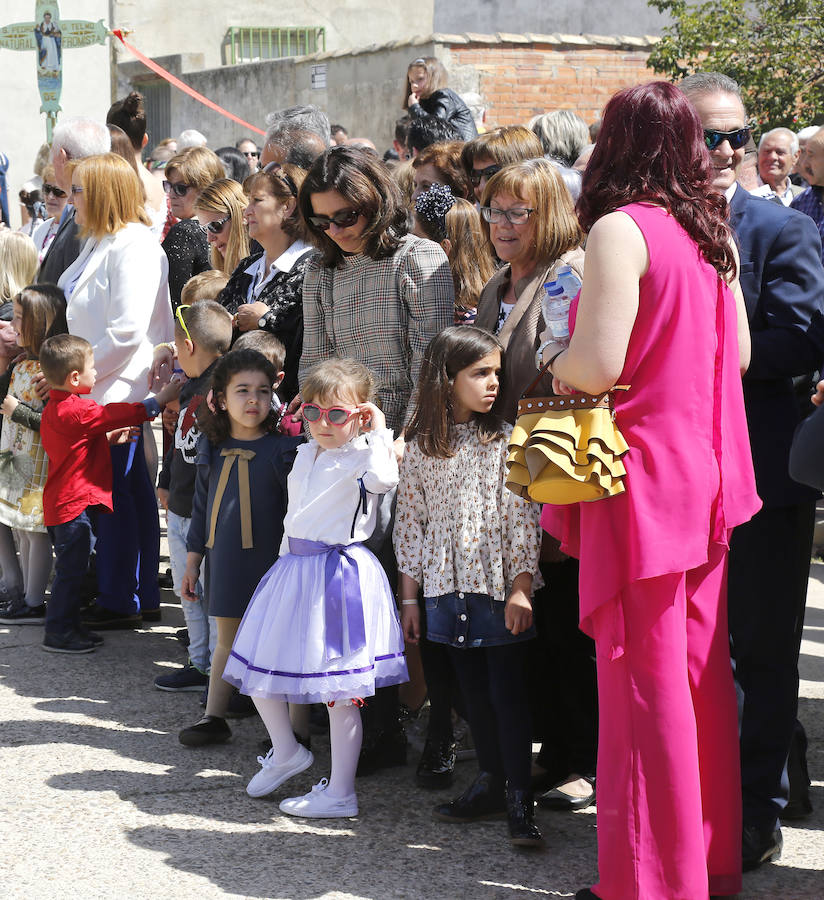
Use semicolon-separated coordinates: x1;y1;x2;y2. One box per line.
541;203;760;651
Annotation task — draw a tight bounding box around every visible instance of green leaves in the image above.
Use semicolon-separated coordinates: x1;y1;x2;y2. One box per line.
648;0;824;129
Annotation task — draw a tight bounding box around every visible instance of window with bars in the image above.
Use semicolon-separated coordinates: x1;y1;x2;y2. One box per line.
223;27;326;64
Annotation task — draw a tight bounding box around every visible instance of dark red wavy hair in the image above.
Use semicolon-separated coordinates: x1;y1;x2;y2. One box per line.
577;81;735;277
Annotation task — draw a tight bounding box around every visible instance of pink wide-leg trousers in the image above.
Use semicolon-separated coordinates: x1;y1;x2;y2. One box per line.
590;542;742;900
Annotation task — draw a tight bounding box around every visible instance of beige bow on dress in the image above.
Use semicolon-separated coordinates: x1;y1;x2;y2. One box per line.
205;447;256;550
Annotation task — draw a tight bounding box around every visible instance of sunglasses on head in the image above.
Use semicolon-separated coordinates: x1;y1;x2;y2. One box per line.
703;127;751;151
300;402;359;426
260;161;298;196
307;208;361;231
201;215;230;235
42;183;66;198
175;304;191;342
163;180;193;197
470;163;502;186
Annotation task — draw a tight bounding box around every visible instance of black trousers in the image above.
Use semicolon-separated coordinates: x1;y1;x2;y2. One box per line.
447;641;533;790
530;558;598;783
728;500;815;829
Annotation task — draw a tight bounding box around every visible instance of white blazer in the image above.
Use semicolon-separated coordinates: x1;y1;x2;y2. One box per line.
58;221;173;404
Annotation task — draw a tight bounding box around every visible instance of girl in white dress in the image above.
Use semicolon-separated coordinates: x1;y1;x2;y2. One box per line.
223;358;408;818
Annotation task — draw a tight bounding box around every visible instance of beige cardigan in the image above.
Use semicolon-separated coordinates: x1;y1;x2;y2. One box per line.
475;247;585;425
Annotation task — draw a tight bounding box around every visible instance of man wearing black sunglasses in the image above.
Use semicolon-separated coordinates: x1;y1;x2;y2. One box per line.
682;72;824;873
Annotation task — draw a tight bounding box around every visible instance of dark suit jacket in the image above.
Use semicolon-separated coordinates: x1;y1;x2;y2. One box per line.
36;207;80;286
730;184;824;507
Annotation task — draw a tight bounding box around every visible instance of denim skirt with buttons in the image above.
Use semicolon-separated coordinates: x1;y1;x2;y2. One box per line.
424;590;536;648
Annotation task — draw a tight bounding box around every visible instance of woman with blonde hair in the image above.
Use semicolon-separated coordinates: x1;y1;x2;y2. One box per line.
57;152;174;630
402;56;477;141
0;232;38;303
193;178;250;275
413;185;494;324
161;146;225;308
461;127;544;203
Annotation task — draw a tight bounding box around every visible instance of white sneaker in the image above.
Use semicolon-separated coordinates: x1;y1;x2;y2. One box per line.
279;778;358;818
246;743;314;798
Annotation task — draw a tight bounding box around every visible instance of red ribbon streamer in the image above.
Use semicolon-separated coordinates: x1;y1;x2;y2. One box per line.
112;30;265;136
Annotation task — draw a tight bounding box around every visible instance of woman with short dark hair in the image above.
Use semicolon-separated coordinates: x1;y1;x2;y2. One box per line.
298;146;454;432
161;146;225;309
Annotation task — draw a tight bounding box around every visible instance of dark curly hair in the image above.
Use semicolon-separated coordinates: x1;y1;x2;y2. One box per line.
298;146;408;267
577;81;736;278
198;348;280;445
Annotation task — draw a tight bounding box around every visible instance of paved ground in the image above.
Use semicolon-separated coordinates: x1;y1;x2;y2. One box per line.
1;545;822;898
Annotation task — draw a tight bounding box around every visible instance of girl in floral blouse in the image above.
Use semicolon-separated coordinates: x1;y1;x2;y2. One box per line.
394;325;543;848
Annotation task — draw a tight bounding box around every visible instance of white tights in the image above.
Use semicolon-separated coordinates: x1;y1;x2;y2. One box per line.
253;697;363;799
0;525;52;606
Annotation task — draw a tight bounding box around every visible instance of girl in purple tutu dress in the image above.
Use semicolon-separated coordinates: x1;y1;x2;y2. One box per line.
223;357;408;818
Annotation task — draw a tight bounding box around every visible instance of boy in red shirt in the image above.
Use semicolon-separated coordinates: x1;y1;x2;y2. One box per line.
37;334;179;654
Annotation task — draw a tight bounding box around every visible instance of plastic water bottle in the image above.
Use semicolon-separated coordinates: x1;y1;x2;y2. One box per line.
542;281;570;346
541;266;582;348
556;264;582;303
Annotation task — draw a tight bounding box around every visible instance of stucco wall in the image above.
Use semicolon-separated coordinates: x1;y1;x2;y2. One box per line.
0;0;111;227
112;0;434;71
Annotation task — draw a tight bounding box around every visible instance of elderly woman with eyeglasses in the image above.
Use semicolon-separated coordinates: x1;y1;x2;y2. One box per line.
215;163;313;403
475;159;584;419
161;146;226;309
31;164;68;264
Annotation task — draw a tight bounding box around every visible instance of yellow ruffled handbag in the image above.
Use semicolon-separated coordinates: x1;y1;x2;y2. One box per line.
506;361;630;504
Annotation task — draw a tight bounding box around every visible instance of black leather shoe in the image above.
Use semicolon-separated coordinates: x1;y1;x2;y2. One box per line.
356;726;408;777
416;738;457;789
575;890;598;899
742;822;782;871
81;603;142;630
178;715;231;747
538;775;596;811
506;786;544;847
433;771;506;822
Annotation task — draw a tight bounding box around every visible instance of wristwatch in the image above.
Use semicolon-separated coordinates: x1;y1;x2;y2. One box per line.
257;310;276;331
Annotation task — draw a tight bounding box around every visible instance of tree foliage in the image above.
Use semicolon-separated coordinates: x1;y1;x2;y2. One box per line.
648;0;824;129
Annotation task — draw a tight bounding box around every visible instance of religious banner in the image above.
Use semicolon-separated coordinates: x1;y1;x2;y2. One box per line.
0;2;109;141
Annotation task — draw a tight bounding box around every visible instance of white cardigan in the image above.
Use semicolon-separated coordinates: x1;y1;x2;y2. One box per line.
58;222;173;404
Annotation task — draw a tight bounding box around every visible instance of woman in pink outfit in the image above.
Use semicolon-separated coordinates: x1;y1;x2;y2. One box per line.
539;82;762;899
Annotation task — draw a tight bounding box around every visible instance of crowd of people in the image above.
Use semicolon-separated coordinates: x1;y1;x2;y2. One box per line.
0;54;823;900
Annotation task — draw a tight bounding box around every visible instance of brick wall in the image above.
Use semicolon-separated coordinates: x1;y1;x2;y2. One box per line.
448;38;658;127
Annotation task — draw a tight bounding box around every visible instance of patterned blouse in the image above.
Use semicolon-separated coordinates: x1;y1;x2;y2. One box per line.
393;421;542;601
162;218;211;310
218;247;315;402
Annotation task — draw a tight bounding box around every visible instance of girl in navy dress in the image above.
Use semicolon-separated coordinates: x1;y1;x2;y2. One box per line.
178;348;301;747
223;358;408;818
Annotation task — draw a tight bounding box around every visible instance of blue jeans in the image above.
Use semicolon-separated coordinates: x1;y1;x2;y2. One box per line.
95;433;160;614
167;510;214;672
46;508;96;634
425;591;536;648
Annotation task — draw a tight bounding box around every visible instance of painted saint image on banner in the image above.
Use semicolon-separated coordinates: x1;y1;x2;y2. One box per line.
34;10;62;76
